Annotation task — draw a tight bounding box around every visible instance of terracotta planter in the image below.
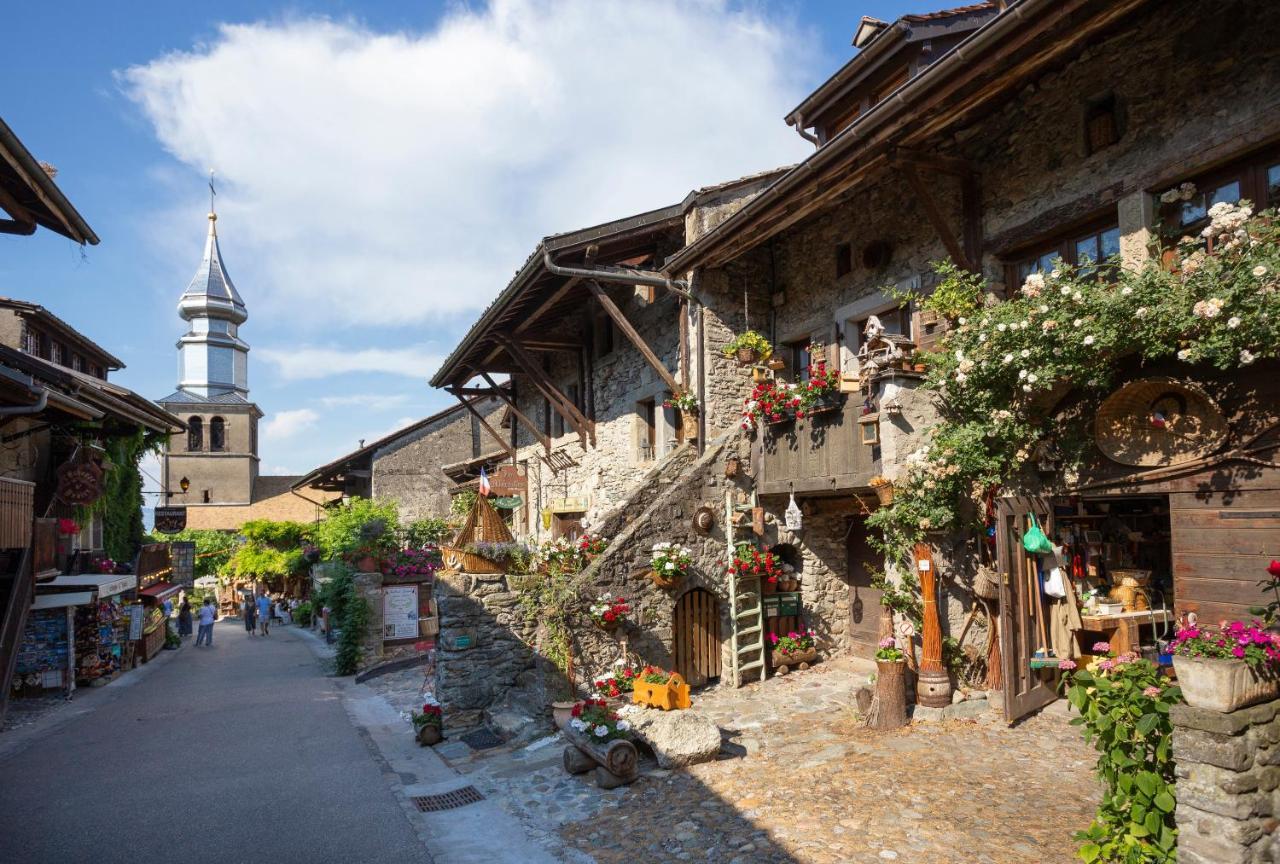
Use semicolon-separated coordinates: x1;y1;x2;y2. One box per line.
552;700;577;731
871;483;894;506
651;568;683;589
1173;655;1280;713
736;346;762;366
415;723;442;746
632;674;691;711
762;579;778;595
356;555;379;573
912;363;927;373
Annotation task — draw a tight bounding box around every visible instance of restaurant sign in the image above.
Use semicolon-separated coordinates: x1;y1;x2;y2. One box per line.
153;506;187;534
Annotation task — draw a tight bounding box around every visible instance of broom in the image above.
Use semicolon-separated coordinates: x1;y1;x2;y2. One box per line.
1027;551;1058;669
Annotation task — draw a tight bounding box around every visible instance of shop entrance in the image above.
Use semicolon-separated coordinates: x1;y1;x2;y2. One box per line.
997;494;1176;723
845;517;882;657
673;588;721;686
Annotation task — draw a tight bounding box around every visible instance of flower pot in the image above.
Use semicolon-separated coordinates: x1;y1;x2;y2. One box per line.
680;409;699;441
651;568;683;589
632;674;691;711
871;482;894;506
596;617;623;632
912;363;927;373
416;723;442;746
736;346;761;366
762;579;778;595
552;700;577;731
356;555;379;573
771;647;817;670
808;394;844;416
767;357;786;371
1173;655;1280;712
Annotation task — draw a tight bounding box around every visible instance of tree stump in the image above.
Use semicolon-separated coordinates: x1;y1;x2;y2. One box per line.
867;659;908;730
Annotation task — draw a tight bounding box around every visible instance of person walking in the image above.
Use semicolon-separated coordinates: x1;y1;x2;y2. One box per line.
195;597;217;646
256;591;271;636
243;595;257;636
177;599;193;639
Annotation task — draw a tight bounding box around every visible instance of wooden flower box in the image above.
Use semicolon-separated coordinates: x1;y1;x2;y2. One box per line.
632;673;691;711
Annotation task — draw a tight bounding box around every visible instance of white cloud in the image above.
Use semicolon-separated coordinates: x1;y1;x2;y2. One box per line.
317;393;410;409
257;345;442;380
265;408;319;439
121;1;811;329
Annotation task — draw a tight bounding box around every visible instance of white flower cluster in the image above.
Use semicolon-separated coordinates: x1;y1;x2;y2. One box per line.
1158;182;1197;205
1201;200;1253;250
650;541;693;573
1192;297;1225;319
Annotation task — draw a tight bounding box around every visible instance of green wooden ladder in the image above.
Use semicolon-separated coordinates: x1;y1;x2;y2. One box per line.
726;489;767;687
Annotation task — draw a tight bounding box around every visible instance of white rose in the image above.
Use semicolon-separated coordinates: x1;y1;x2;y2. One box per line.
1136;307;1148;318
958;317;967;325
1022;384;1033;393
1020;349;1031;358
1018;370;1028;380
1121;286;1133;296
997;323;1007;332
1227;316;1241;329
1072;292;1083;302
594;725;610;737
1254;265;1268;277
665;562;675;570
1083;335;1095;346
1002;353;1013;364
1061;286;1071;296
1240;349;1257;365
1027;373;1038;384
616;720;631;732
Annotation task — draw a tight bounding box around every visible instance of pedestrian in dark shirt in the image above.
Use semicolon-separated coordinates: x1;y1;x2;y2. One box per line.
243;596;257;636
177;599;193;638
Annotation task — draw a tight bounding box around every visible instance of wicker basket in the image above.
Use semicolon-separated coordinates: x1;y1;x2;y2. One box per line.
651;568;683;589
736;346;762;365
871;481;894;506
972;565;1000;600
440;546;505;574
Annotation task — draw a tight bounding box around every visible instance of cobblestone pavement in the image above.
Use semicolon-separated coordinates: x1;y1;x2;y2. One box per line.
358;653;1100;863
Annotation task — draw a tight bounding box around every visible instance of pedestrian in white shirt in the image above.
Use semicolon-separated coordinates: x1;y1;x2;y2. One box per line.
195;598;218;646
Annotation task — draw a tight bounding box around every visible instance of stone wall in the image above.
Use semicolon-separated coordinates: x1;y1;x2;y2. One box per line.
371;396;504;522
433;570;539;728
1172;697;1280;864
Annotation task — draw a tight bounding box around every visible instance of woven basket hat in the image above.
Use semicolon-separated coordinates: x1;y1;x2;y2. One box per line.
453;493;515;546
1095;377;1227;467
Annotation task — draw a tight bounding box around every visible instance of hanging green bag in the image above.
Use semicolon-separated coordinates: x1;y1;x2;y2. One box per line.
1022;513;1054;555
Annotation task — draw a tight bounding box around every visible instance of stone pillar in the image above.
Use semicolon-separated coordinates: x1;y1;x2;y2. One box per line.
353;571;384;668
1171;698;1280;864
1117;190;1156;271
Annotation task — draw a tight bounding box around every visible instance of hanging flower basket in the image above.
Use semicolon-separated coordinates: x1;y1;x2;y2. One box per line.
869;477;894;506
737;346;763;366
651;569;682;589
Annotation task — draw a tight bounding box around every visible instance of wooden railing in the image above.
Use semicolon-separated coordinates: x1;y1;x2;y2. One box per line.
0;478;34;550
755;395;881;495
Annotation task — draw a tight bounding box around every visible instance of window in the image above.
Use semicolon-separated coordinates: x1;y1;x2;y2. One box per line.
835;243;853;278
594;312;615;358
187;417;203;451
1013;223;1121;283
1179;180;1241;229
1160;150;1280;252
1083;94;1120;155
785;340;812;383
637;398;656;461
209;416;226;452
202;490;211;504
1268;163;1280;208
49;342;62;365
70;353;83;373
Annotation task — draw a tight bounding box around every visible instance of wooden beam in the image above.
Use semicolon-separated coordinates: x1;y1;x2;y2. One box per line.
585;280;681;394
451;387;497;397
478;372;550;453
890;147;977;177
0;183;37;236
521;339;582;353
496;336;595;446
514;277;581;335
903;162;975;273
450;392;513;459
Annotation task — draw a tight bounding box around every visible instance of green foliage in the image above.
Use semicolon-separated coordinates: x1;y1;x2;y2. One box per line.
239;519;310;548
227;542;304;584
293;601;314;627
450;490;477;518
1065;661;1183;863
332;573;368;676
870;207;1280;575
869;568;921;626
894;259;987;323
403;517;451;547
78;428;164;563
721;329;773;360
313;497;399;560
148;529;237;578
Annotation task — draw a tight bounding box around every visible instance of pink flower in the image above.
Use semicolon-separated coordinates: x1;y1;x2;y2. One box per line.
1233;646;1246;658
1092;641;1111;653
1143;686;1161;697
1096;659;1115;672
1058;659;1077;671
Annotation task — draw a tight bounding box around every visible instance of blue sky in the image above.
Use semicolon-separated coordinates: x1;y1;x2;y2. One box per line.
0;0;916;499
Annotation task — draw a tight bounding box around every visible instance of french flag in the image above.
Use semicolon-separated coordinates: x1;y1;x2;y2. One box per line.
479;467;491;497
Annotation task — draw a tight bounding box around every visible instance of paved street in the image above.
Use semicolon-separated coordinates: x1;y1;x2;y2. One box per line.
0;621;427;864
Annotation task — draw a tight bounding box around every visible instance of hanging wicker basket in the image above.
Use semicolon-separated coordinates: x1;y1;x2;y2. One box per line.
871;481;894;506
442;494;515;573
972;565;1000;600
651;568;683;589
736;346;762;366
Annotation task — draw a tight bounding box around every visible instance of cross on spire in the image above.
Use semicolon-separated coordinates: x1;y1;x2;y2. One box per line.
208;169;217;221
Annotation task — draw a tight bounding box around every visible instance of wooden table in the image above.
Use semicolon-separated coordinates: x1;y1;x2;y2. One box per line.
1079;608;1172;656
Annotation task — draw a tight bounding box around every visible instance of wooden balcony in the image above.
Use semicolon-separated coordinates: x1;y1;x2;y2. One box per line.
754;395;881;495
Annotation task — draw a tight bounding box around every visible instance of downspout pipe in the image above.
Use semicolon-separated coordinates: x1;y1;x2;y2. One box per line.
543;251;695;303
0;385;48;416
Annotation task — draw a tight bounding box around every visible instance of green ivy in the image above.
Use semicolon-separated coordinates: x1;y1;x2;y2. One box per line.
146;528;238;578
1065;661;1183;863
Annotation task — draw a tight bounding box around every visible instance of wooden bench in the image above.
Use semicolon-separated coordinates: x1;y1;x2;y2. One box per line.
562;727;639;789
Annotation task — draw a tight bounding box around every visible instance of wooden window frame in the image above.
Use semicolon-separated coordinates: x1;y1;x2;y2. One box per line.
637;398;656;462
1158;148;1280;248
1003;215;1120;287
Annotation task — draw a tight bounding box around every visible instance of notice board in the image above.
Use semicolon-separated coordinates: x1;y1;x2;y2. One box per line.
382;585;418;640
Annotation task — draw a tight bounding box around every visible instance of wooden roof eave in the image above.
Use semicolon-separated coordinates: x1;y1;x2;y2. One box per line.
666;0;1152;274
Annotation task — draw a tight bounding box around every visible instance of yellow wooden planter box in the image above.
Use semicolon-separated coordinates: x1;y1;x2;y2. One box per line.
632;673;691;711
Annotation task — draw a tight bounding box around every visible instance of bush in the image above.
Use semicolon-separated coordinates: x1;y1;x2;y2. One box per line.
293;601;313;628
1063;655;1182;863
403;517;451;547
314;498;400;561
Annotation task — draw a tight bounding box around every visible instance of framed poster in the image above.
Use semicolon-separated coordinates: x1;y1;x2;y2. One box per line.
382;585;418;640
127;605;145;641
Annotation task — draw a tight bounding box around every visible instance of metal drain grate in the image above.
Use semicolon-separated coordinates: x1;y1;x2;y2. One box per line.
460;727;504;751
411;785;485;812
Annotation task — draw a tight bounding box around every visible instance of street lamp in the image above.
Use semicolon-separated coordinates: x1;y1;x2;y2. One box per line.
179;476;190;494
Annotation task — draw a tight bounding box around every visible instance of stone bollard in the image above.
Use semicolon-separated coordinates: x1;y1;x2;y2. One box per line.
1171;697;1280;864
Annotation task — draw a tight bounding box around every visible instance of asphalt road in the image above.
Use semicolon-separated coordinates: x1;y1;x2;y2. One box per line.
0;619;427;863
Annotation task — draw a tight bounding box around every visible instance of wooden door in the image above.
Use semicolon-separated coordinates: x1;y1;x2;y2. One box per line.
674;588;721;686
552;513;584;541
846;517;882;656
996;496;1059;723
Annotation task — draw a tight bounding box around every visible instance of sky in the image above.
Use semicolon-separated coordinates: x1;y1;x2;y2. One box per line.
0;0;918;502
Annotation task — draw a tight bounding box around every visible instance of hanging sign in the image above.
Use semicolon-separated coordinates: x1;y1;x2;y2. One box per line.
488;466;527;497
784;493;803;532
491;496;524;510
127;605;145;641
56;458;104;506
154;506;187;534
382;585;419;640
